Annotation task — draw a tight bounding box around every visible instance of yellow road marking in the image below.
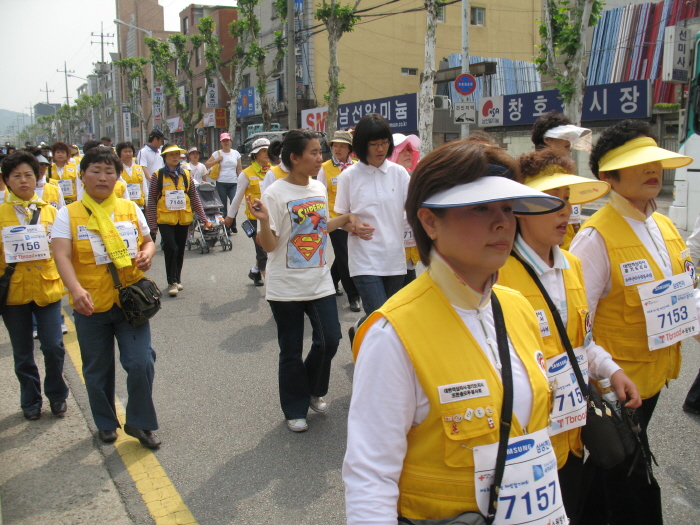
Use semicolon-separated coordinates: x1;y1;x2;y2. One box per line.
63;310;198;525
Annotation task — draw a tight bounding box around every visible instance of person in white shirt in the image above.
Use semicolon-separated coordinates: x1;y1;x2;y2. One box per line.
248;130;371;433
136;129;165;181
184;147;208;186
343;141;567;524
334;114;411;342
205;132;242;234
569;119;696;525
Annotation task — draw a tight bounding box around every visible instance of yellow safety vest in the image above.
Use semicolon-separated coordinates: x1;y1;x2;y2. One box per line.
581;204;691;399
67;200;144;313
156;169;193;226
499;250;589;467
0;203;63;306
114;180;127;199
40;182;61;208
242;162;267;220
320;158;355;218
354;274;551;520
121;164;146;207
50;164;78;203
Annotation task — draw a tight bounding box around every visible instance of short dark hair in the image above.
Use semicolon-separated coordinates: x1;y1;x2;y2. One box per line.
79;146;123;175
148;129;165;143
101;136;111;142
82;140;102;153
531;111;572;149
2;151;40;184
589;119;655;179
352;113;394;164
116;142;135;156
518;149;576;184
280;130;318;169
406;141;510;266
51;141;70;155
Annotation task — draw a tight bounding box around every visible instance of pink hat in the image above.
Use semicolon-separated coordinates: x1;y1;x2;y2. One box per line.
389;133;421;172
220;132;232;141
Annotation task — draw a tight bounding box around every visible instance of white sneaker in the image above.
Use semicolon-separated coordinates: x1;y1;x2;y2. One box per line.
168;283;179;296
287;418;308;432
61;324;68;334
309;396;328;414
176;283;184;291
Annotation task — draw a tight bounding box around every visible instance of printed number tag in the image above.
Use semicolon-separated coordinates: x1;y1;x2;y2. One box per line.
57;179;74;197
638;273;700;350
547;348;588;435
165;190;186;210
86;221;138;265
127;183;142;200
568;204;581;225
2;225;51;263
403;218;416;248
473;428;567;525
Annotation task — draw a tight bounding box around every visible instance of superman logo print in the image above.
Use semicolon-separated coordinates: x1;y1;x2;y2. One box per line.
286;197;328;268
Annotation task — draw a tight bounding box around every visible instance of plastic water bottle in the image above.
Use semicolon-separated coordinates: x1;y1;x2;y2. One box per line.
599;378;622;419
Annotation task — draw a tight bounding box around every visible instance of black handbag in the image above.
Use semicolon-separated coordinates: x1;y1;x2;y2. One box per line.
108;263;161;326
0;209;41;316
398;293;514;525
511;252;642;470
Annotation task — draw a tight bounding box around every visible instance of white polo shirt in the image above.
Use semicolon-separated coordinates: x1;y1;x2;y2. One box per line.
136;145;164;175
334;159;410;277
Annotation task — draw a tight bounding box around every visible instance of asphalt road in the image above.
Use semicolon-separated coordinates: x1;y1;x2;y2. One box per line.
76;226;700;524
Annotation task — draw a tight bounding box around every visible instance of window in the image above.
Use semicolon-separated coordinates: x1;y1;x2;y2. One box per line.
182;16;189;34
401;68;418;76
195;47;202;67
197;86;203;106
437;5;445;23
471;7;485;26
243;74;251;88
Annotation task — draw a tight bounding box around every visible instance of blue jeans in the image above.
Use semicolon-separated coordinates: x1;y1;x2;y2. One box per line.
3;300;68;410
352;274;406;324
216;181;237;225
73;305;158;431
268;295;341;420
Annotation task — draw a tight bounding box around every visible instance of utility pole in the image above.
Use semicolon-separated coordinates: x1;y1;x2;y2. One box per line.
91;22;114;64
287;0;297;129
40;82;54;105
57;61;75;143
25;104;34;126
461;0;470;138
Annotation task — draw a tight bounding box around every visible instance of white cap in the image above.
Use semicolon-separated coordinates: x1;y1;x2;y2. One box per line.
35;154;50;164
251;138;270;155
543;124;591;145
421;176;565;215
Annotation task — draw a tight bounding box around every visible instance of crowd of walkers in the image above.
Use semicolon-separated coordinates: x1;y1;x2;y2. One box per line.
3;109;700;524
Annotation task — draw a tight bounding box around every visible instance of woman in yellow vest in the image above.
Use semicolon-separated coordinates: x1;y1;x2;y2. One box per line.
569;120;695;525
224;138;271;286
146;144;212;297
50;141;78;204
318;130;361;311
52;147;161;448
117;141;148;210
75;141;130;202
498;149;641;524
344;141;568;524
0;151;68;421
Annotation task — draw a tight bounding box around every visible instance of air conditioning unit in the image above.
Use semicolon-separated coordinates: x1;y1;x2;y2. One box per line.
433;95;451;109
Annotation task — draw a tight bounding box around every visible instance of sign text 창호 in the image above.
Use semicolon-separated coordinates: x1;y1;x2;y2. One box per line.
337;93;417;131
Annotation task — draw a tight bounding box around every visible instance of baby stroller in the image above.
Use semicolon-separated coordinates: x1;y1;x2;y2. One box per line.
186;182;233;253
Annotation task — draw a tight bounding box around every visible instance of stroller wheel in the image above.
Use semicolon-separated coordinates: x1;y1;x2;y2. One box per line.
186;240;191;250
204;244;210;254
198;239;205;254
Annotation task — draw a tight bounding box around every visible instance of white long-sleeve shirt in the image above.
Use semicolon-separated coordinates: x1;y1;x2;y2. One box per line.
569;191;700;322
513;234;620;380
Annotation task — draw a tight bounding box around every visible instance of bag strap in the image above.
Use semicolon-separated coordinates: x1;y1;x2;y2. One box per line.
511;250;589;398
2;208;41;276
487;292;513;524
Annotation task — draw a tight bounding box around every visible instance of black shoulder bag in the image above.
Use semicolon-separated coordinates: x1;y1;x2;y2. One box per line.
510;251;640;470
83;205;162;326
0;209;41;316
398;292;514;525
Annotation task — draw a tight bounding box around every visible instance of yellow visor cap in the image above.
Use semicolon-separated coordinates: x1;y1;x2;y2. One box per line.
598;136;692;172
525;169;610;205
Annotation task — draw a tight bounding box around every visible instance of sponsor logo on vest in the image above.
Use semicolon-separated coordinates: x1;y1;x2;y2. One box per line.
652;280;672;294
10;226;25;233
506;438;534;460
548;355;568;374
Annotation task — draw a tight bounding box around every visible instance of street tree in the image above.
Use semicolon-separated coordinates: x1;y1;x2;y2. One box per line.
418;0;439;158
536;0;604;124
36;115;57;144
315;0;361;139
74;94;103;142
145;33;205;147
115;57;152;143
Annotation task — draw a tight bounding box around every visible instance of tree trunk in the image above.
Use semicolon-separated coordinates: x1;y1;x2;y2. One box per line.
326;24;341;140
419;0;438;158
258;60;273;131
563;0;595;125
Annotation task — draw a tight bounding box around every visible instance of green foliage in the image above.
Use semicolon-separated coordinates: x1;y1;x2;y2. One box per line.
315;1;361;33
536;0;604;103
653;102;681;111
323;81;345;103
